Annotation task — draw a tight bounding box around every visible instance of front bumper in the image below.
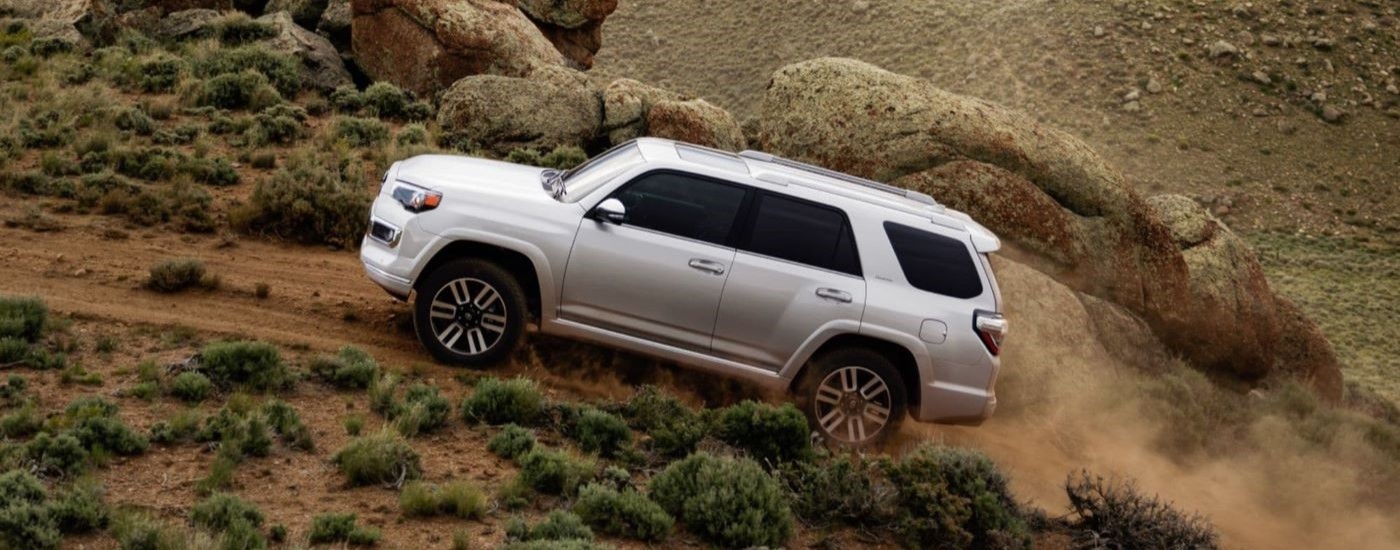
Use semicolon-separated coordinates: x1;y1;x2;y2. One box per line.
362;251;412;300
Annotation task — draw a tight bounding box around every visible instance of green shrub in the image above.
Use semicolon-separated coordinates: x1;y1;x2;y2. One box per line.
399;480;486;519
714;400;812;465
884;444;1030;550
199;341;288;391
393;383;452;437
344;414;364;436
0;295;46;342
60;364;103;386
396;123;429;146
332;116;389;147
488;424;537;460
136;55;185;93
508;511;594;542
113;512;185;550
196;71;282;111
540;146;588;170
329;86;364;113
180;156;240;186
194;45;301;96
461;377;545;426
262;399;314;450
363;82;409;118
24;432;88;475
146;259;210;293
333;430;423;486
230;151;371;248
778;454;893;527
208;13;276;45
269;523;286;543
114;107;155;136
17;110;74;149
170;372;214;403
64;398;149;456
501;540;612;550
309;346;379;389
572;483;673;542
0;337;29;364
191;492;263;531
622;386;707;457
309;512;380;545
1065;471;1218;550
149;409;203;444
0;374;24;401
648;453;791;548
517;447;595;496
49;480;110;533
0;471;59;550
573;408;631;458
246;104;306;145
1;403;42;438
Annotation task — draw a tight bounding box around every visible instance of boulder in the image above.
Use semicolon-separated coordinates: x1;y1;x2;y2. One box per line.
513;0;615;29
759;57;1342;399
532;18;602;69
513;0;616;69
151;8;221;40
437;65;602;154
351;0;565;98
317;0;350;46
646;99;746;152
0;0;118;43
257;11;352;91
266;0;327;28
602;79;745;150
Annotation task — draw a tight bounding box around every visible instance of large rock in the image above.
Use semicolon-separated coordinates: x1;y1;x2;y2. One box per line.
258;11;352;91
266;0;327;28
0;0;117;43
317;0;350;47
351;0;565;98
512;0;615;69
437;65;601;153
759;58;1341;399
151;8;220;40
602;79;745;151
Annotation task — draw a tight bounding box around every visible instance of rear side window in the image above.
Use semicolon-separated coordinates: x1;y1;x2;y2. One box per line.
883;222;982;298
743;193;861;276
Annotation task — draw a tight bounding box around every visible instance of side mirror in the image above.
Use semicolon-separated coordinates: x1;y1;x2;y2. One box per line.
592;198;626;225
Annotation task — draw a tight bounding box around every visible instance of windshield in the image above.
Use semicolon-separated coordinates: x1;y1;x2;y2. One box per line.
558;142;644;202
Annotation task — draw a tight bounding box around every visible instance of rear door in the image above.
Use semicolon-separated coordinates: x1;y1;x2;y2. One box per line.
561;171;750;352
711;192;866;370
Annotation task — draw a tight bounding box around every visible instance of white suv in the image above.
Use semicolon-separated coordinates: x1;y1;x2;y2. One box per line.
361;138;1007;446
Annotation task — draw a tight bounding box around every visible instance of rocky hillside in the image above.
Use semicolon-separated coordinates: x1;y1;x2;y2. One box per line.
0;0;1397;549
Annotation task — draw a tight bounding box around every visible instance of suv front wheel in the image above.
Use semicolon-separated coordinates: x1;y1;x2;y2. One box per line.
798;347;907;447
414;259;527;366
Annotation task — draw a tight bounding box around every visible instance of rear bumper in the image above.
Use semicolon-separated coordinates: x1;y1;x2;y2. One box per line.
914;381;997;425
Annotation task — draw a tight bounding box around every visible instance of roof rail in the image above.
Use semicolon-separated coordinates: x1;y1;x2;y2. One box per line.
737;150;940;207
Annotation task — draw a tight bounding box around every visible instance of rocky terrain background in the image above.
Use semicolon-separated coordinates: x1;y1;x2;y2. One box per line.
0;0;1397;548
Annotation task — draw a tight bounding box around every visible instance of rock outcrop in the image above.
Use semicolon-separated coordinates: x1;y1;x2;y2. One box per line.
512;0;616;69
350;0;566;98
258;10;352;91
266;0;327;28
0;0;118;44
759;58;1341;399
437;65;601;154
602;79;745;151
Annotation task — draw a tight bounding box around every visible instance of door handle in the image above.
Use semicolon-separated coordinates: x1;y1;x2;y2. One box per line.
816;288;852;303
688;259;726;275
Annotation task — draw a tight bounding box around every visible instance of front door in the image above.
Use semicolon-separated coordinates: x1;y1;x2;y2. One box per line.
560;171;750;351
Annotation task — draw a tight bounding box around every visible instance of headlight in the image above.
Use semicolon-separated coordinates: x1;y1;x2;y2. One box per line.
391;181;442;212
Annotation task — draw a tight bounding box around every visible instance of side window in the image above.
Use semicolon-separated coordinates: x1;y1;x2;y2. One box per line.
610;172;747;246
883;222;983;299
743;193;861;276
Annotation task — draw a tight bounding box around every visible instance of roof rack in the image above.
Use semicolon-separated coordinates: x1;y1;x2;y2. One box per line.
737;150;940;207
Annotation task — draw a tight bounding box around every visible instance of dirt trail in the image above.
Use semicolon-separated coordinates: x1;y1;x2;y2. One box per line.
5;210;1399;549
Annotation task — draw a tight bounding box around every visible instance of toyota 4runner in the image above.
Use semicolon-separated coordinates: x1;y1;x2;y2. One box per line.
361;138;1007;446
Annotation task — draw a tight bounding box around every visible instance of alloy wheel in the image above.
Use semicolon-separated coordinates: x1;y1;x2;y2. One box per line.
814;365;893;444
427;277;508;356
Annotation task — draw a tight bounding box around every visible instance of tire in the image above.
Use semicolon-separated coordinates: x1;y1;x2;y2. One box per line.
413;259;527;367
796;347;907;448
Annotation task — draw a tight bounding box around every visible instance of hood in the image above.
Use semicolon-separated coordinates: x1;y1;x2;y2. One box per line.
392;155;550;201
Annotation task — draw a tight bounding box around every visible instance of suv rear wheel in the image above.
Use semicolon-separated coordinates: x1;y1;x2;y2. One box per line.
797;347;907;447
414;259;527;366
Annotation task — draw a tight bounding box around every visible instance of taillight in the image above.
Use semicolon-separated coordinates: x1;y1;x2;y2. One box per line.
974;310;1007;356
